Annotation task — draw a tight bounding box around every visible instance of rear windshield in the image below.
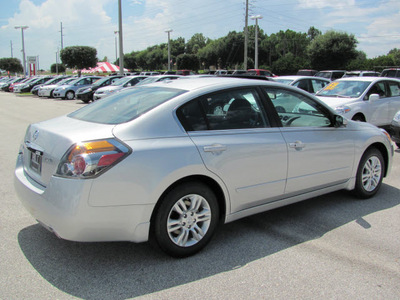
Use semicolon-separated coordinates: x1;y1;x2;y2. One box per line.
69;86;186;124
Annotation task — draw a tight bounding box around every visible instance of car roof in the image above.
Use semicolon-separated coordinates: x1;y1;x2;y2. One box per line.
336;76;400;82
143;76;279;92
277;75;329;80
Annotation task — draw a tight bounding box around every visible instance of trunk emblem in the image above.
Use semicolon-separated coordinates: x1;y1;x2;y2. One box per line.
32;130;39;141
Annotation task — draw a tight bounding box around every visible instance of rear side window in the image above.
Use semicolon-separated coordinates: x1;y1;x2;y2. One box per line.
69;86;186;124
177;88;269;131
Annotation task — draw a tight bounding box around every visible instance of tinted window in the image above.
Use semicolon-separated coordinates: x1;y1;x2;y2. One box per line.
265;88;332;127
178;88;269;131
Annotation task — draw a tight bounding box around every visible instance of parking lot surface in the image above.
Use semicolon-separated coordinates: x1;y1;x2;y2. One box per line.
1;92;399;299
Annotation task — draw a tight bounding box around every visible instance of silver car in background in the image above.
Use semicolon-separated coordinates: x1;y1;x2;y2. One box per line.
38;77;75;98
14;78;393;257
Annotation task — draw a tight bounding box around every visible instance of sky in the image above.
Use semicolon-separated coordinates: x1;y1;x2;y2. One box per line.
0;0;399;71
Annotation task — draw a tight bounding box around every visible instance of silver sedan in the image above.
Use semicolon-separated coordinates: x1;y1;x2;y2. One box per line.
14;78;394;257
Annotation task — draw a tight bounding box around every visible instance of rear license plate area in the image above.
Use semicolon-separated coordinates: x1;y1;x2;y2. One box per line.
30;149;43;174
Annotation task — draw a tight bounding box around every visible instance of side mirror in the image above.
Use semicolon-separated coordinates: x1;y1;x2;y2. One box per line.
334;115;347;128
369;94;380;102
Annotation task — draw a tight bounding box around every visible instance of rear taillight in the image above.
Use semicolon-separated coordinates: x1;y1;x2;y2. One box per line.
56;139;131;178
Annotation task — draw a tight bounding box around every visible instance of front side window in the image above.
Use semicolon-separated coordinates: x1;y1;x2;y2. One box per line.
265;88;332;127
364;82;387;99
388;81;400;97
178;88;269;131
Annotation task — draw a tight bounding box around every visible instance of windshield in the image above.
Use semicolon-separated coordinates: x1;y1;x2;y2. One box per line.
111;77;132;86
69;86;186;124
136;77;160;86
316;80;371;98
57;78;75;85
275;79;293;85
92;77;111;87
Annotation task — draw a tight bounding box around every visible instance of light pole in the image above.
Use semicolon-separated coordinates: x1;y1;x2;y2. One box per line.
114;30;119;63
14;25;29;76
165;29;173;71
118;0;124;75
251;15;263;69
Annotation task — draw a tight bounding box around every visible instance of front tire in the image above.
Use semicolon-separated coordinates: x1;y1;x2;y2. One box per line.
153;182;219;257
353;148;384;199
65;91;75;100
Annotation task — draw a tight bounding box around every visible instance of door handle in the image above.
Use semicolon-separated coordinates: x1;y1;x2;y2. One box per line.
289;141;306;150
203;144;227;153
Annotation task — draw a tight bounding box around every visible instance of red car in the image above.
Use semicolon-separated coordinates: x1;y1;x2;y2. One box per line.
247;69;276;77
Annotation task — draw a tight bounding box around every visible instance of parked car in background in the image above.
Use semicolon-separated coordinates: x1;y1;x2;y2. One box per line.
31;76;70;96
53;76;102;100
314;70;346;81
76;75;124;103
343;71;380;77
296;69;318;76
135;75;182;86
214;70;228;75
176;70;195;76
0;77;25;92
380;68;400;78
275;76;330;94
390;110;400;148
12;77;37;93
38;77;76;98
247;69;275;77
315;77;400;128
93;76;147;100
14;77;393;258
14;76;53;93
140;71;160;76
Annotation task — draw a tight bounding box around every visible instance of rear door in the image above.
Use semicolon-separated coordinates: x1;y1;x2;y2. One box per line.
177;87;288;213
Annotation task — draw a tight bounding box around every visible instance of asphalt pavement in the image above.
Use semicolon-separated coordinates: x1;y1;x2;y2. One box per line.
0;92;399;300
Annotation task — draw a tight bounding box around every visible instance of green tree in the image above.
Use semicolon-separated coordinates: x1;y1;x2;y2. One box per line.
186;33;209;54
307;30;358;70
176;53;199;71
0;57;23;74
50;63;66;74
60;46;98;76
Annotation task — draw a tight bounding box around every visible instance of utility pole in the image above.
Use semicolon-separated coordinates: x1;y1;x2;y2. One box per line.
14;26;29;76
60;22;64;50
165;29;173;71
118;0;124;75
244;0;249;70
10;40;13;57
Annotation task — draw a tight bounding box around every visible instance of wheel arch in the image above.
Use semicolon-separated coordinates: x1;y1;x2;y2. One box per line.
364;142;390;177
149;175;227;233
352;112;366;122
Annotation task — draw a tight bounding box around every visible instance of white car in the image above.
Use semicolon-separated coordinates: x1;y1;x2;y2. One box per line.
316;77;400;127
275;76;330;94
93;76;147;100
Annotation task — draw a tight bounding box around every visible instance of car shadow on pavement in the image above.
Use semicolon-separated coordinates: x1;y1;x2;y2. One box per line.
18;185;400;300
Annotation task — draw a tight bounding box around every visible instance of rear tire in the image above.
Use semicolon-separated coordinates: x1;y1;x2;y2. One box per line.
353;148;384;199
153;182;219;257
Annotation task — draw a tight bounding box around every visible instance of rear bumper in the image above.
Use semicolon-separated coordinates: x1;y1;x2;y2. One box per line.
14;154;151;243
